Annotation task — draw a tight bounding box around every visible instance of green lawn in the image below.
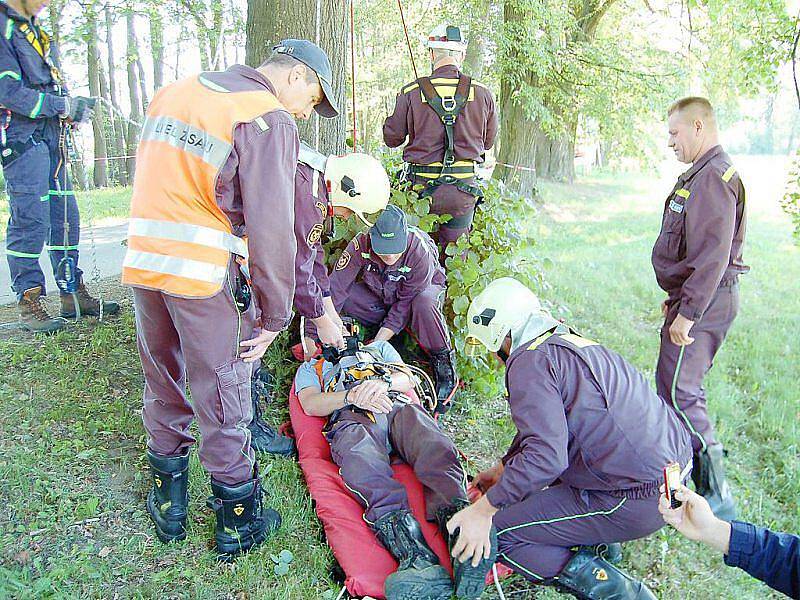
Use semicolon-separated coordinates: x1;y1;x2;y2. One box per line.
0;168;796;598
0;187;132;241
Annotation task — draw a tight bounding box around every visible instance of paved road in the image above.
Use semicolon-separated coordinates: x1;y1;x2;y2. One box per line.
0;221;128;304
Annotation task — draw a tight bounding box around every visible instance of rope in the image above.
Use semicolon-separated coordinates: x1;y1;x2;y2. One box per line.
334;584;347;600
496;162;536;173
492;563;507;600
314;0;322;150
349;0;357;150
396;0;418;80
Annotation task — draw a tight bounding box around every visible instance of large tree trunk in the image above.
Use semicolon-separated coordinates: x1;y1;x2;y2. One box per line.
245;0;347;155
125;9;142;180
106;7;128;185
149;6;164;90
86;7;108;188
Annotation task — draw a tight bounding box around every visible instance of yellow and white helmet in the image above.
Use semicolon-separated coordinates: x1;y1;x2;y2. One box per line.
325;153;391;226
465;277;546;355
425;24;468;52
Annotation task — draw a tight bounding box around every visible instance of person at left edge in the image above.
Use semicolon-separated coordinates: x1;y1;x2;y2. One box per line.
0;0;118;333
122;39;339;561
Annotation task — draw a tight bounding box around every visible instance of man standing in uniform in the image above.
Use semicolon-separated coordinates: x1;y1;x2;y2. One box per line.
447;277;691;600
652;97;747;521
383;24;498;258
328;205;458;411
0;0;118;332
294;145;391;361
123;40;338;560
247;147;392;454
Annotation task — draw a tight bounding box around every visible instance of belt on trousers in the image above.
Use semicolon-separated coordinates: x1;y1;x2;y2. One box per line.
0;135;37;168
609;459;693;499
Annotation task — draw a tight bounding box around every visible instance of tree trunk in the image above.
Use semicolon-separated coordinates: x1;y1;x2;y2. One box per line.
245;0;347;154
149;6;164;90
106;7;128;185
86;7;108;188
126;9;142;180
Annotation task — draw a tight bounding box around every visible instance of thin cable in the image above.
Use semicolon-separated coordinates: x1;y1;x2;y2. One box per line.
397;0;418;80
492;564;507;600
349;0;357;150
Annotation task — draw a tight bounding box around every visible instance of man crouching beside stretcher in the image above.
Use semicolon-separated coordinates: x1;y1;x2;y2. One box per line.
294;334;496;600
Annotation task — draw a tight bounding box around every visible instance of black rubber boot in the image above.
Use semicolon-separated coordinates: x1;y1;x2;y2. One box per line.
576;542;623;565
248;370;296;456
692;444;736;521
436;499;497;599
429;349;458;413
206;466;281;562
374;510;453;600
146;449;190;543
556;549;656;599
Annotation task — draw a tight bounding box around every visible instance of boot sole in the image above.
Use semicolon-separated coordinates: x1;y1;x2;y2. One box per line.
454;555;496;599
385;577;453;600
18;322;66;334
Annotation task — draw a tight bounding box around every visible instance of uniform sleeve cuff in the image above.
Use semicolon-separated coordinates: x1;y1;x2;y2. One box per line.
724;521;755;569
261;315;292;332
678;302;704;321
49;95;68;117
484;485;510;510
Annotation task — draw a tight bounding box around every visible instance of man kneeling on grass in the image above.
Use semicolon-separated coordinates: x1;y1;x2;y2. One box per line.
294;335;495;600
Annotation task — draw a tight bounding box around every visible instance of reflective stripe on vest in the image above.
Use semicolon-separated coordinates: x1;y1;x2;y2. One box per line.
123;74;286;298
127;218;248;259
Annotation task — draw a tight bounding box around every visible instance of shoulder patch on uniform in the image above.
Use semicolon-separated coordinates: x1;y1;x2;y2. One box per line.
253;116;269;132
559;333;598;348
401;81;419;94
335;250;351;271
721;166;736;182
527;333;553;351
315;201;326;216
306;223;324;246
669;200;684;213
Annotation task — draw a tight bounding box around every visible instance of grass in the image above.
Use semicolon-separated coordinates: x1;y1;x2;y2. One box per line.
0;165;797;599
0;187;132;241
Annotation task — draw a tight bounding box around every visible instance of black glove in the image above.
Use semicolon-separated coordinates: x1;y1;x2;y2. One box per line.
63;96;96;124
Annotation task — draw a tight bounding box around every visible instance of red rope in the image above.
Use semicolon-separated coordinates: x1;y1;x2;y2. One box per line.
349;0;357;151
396;0;418;80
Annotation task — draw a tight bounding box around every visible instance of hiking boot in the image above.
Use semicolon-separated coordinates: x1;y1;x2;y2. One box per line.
146;449;190;543
692;444;736;521
556;549;656;599
436;499;496;599
576;542;623;565
60;278;120;318
430;349;458;413
248;371;295;456
18;286;66;333
374;509;453;600
206;466;281;562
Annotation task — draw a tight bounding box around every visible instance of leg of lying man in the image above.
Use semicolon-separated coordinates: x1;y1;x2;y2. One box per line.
327;408;453;600
494;484;661;599
390;403;490;600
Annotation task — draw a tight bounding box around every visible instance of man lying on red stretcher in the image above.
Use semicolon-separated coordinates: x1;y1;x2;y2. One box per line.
294;336;496;600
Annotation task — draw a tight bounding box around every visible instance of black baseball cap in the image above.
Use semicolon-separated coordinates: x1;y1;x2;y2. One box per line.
272;39;339;118
370;205;409;255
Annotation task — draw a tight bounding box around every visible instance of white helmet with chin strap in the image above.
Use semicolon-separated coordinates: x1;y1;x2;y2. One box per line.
465;277;559;356
325;153;391;226
425;24;468;52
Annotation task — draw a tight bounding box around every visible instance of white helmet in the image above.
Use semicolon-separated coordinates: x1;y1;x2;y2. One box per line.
325;153;391;226
425;24;468;52
466;277;546;355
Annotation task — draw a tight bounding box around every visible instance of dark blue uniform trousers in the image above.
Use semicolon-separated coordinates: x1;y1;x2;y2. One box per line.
4;126;81;299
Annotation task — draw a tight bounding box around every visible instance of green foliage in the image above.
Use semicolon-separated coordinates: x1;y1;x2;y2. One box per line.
781;148;800;244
